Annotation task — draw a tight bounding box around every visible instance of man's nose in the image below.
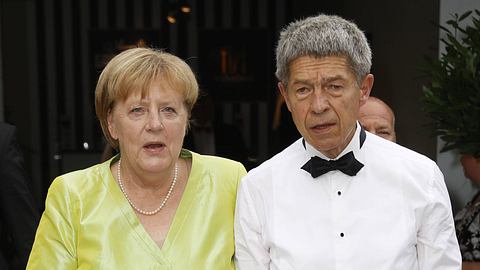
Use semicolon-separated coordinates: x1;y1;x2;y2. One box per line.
311;90;329;114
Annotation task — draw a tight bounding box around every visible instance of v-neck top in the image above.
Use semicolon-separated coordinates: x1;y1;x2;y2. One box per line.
27;150;247;269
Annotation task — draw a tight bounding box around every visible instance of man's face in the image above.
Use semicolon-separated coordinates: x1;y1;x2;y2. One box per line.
279;55;373;158
358;100;396;142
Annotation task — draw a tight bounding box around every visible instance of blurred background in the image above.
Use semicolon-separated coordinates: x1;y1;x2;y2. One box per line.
0;0;477;213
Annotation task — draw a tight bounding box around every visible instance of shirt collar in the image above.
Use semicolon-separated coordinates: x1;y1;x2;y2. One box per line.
303;122;366;162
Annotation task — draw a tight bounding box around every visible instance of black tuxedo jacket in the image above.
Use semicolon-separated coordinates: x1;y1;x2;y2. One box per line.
0;123;38;269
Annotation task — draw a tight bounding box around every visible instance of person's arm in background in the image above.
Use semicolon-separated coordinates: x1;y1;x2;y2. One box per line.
272;94;285;131
0;124;39;269
463;262;480;270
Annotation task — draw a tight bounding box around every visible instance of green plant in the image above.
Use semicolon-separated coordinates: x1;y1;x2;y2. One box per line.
421;10;480;158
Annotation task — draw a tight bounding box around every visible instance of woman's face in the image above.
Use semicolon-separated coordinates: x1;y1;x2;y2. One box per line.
461;155;480;185
107;77;188;175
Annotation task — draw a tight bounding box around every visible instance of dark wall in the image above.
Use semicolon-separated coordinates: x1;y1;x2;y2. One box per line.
291;0;439;159
1;0;42;206
1;0;440;205
1;0;293;204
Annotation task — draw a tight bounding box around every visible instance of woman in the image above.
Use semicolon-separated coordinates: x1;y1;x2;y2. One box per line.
455;155;480;270
27;48;247;269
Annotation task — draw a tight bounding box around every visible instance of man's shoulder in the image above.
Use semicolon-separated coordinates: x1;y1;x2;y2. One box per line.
364;133;437;170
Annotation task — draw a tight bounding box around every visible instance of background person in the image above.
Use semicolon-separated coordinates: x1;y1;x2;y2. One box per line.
454;155;480;270
234;14;461;269
0;122;38;270
358;96;396;142
271;93;300;153
27;48;247;269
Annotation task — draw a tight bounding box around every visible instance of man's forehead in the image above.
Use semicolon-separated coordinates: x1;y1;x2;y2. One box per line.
360;114;391;125
361;100;388;114
360;104;393;124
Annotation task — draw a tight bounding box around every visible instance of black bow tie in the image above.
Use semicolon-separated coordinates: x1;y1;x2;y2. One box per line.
301;151;364;178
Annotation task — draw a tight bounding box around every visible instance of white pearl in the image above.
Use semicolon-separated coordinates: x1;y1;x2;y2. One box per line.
116;158;178;216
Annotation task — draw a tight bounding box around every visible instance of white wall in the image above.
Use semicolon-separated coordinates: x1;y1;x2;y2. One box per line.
439;0;480;213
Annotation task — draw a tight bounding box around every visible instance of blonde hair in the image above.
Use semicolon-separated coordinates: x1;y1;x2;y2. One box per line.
95;47;199;149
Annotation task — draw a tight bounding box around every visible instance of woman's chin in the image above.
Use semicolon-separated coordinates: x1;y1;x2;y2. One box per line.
139;155;176;171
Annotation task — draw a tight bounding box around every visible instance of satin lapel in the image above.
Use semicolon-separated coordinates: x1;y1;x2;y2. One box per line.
160;150;201;252
105;155;170;264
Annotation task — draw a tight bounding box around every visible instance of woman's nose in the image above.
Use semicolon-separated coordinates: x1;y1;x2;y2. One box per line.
146;112;164;131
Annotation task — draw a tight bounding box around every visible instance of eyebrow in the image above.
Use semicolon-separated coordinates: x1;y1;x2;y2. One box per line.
321;75;346;84
376;126;392;131
290;75;346;86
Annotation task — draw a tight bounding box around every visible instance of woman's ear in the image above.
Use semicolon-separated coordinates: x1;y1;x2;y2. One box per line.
107;109;118;140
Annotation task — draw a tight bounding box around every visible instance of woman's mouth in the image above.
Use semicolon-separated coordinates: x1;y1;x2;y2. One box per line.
143;143;165;152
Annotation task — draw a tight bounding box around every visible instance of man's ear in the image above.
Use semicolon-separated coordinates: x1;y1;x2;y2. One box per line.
359;74;374;106
107;109;118;140
278;82;291;112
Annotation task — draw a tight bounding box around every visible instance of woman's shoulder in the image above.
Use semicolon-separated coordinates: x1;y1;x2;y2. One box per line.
186;150;247;181
183;149;243;168
48;161;112;200
199;153;243;167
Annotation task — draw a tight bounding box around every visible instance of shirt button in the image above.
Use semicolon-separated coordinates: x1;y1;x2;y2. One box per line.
337;191;341;196
340;232;345;237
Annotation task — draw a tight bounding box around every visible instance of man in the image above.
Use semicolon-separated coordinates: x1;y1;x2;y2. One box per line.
358;96;396;142
0;122;38;269
234;14;461;269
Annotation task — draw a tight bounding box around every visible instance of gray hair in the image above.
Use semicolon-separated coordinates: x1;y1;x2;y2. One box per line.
275;14;372;84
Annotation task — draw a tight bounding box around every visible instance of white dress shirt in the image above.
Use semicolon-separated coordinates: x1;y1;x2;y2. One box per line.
235;123;461;270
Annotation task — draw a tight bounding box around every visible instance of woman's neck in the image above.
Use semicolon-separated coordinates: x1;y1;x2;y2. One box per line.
118;159;178;191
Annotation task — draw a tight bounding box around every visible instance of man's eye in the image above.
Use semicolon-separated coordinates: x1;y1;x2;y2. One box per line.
326;84;342;90
296;87;310;95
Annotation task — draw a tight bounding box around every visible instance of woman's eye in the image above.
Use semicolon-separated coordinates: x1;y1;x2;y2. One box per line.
162;107;176;113
130;107;145;114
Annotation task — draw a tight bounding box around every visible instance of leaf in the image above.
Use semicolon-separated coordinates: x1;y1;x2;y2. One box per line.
438;24;452;34
420;10;480;156
459;11;473;21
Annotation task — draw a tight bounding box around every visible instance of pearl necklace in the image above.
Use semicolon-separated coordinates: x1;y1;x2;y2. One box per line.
116;158;178;216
